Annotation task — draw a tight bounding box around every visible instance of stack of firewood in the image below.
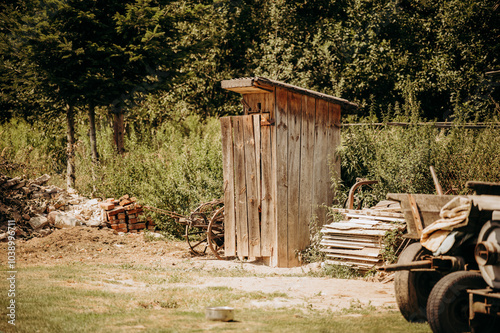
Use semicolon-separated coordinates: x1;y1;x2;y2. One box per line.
99;195;155;233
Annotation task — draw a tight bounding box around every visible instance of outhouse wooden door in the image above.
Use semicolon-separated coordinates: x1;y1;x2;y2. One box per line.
220;115;274;259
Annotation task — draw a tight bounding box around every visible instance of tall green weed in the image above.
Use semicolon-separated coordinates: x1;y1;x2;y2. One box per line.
75;112;223;236
337;123;500;203
0;118;66;186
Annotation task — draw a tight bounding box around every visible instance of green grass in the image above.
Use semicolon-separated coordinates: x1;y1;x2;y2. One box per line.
0;263;431;333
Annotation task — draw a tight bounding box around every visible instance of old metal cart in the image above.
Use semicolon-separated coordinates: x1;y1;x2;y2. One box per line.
145;199;225;259
381;181;500;333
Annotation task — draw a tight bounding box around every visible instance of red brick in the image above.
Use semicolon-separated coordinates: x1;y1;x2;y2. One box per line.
128;218;138;224
106;198;115;203
120;198;133;207
118;194;129;201
117;213;126;220
125;203;136;211
99;202;115;210
111;223;128;230
107;206;125;216
115;228;128;233
127;214;136;219
129;230;138;233
129;223;146;230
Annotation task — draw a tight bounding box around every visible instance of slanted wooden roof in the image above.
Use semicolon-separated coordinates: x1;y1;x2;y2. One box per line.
221;77;358;110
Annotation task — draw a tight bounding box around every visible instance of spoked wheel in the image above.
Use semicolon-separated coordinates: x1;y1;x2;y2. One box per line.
185;212;209;256
207;207;225;260
394;242;442;322
427;271;488;333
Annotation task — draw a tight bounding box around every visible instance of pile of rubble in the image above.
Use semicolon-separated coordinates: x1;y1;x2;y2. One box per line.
0;173;155;240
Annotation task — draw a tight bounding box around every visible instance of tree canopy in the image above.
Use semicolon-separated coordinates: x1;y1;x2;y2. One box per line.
1;0;499;123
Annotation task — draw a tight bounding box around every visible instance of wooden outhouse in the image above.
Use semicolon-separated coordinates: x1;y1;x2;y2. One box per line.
220;77;357;267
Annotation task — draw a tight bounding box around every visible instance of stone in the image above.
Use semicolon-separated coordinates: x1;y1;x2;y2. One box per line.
54;214;82;228
48;211;82;228
22;214;31;221
85;219;102;228
67;187;77;194
38;229;53;237
29;216;49;230
86;199;99;206
68;199;80;205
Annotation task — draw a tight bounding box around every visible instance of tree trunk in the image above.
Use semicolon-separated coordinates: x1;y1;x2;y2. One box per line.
113;111;125;154
66;104;76;190
88;105;99;162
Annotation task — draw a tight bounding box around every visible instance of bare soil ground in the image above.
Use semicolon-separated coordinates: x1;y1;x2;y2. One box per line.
2;227;397;312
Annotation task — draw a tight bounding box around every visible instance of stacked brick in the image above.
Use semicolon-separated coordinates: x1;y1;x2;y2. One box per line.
99;195;155;233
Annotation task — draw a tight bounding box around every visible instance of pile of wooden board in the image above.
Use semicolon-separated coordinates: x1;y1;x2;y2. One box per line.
320;200;406;271
99;195;155;233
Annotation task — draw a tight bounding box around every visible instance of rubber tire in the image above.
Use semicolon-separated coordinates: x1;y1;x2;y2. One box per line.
395;242;442;322
426;271;486;333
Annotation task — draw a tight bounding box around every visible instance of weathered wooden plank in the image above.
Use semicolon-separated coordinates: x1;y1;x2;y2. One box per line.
232;117;249;257
269;88;278;265
324;259;377;269
298;95;315;250
312;98;330;227
266;87;276;120
260;114;273;256
328;102;341;183
322;235;381;245
320;239;381;248
286;91;302;267
319;241;365;250
275;87;289;267
330;208;404;218
323;253;381;263
253;115;261;209
320;227;387;237
243;116;261;257
408;194;424;237
322;248;380;257
344;213;406;223
220;117;236;256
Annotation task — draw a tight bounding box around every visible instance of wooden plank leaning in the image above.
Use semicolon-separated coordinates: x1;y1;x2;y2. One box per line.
232;117;249;257
220;117;236;256
243;115;261;257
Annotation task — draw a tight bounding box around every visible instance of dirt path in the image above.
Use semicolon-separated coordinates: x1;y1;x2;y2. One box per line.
2;227;397;312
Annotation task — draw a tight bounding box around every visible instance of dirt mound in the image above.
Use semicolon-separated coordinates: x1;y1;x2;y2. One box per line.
11;227;189;265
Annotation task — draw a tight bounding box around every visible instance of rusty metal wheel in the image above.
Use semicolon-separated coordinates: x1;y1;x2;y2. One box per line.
185;212;209;256
207;206;225;260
